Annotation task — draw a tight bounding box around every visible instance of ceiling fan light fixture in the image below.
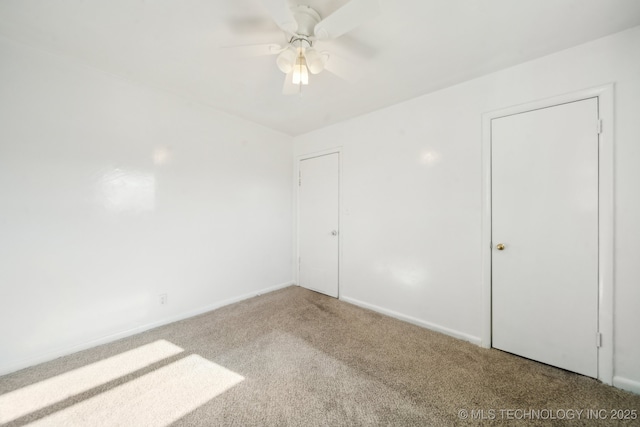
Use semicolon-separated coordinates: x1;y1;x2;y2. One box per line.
292;55;309;85
239;0;381;94
276;46;297;73
304;48;328;74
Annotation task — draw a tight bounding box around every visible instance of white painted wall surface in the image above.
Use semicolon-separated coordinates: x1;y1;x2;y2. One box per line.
0;37;293;374
294;26;640;392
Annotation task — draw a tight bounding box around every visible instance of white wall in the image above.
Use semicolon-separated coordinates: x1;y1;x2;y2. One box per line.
294;26;640;393
0;37;293;374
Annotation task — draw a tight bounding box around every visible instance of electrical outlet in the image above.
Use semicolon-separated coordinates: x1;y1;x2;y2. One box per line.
159;293;168;305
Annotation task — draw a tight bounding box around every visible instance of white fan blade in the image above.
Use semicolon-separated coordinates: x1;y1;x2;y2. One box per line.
282;72;301;95
314;0;380;40
263;0;298;34
221;43;282;58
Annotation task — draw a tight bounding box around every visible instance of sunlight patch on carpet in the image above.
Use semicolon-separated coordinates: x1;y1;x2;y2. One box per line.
25;355;244;427
0;340;183;423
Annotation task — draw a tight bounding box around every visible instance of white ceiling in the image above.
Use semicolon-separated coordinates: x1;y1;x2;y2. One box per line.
1;0;639;136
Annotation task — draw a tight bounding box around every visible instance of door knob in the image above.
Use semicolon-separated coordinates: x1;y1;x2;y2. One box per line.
496;243;505;250
331;230;338;236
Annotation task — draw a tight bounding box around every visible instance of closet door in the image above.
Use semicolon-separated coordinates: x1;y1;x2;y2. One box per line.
298;153;340;297
491;98;599;377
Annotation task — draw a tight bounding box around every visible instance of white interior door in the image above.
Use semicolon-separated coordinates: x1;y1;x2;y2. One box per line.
298;153;340;297
491;98;599;377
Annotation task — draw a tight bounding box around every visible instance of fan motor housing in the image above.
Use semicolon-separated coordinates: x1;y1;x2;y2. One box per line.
291;5;321;37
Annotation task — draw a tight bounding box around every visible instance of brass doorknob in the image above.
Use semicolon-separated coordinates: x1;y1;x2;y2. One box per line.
496;243;505;250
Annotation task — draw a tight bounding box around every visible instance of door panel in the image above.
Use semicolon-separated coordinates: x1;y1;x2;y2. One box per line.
298;153;339;297
492;98;599;377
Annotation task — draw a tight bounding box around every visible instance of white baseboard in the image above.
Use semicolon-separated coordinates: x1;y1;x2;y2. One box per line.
340;295;481;346
0;281;293;376
613;376;640;395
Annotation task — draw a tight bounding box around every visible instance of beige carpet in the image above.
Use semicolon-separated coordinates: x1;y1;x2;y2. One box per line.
1;286;639;426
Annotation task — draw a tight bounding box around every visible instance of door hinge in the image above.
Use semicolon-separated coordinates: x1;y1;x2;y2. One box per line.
298;171;301;186
597;119;603;135
596;332;602;348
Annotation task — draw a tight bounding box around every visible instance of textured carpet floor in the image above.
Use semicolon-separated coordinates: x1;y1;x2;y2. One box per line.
1;286;639;426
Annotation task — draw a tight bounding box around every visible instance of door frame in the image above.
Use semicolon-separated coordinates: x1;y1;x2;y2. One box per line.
480;84;614;384
295;147;343;298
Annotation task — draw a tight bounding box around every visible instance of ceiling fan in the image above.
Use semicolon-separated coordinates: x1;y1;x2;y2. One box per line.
234;0;380;94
